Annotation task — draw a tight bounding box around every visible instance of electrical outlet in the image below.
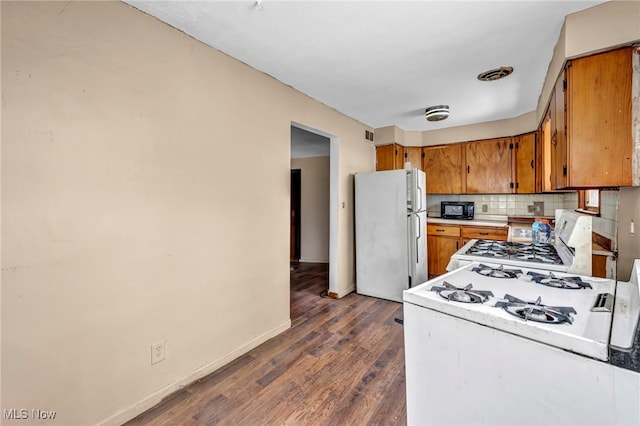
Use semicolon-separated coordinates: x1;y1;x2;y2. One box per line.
482;204;488;212
151;341;166;365
533;201;544;215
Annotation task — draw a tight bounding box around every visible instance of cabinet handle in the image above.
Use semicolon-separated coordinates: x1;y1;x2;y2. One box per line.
479;232;489;235
436;229;445;232
467;165;470;174
456;241;459;249
530;160;534;169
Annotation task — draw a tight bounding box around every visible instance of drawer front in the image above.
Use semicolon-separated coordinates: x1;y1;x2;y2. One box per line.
427;224;461;237
461;226;508;240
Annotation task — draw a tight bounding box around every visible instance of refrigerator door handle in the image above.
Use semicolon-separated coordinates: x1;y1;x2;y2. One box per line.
415;213;421;264
417;177;424;212
408;169;424;213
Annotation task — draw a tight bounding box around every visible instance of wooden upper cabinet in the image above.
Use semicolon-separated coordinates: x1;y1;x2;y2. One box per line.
465;138;512;193
513;132;536;193
540;91;569;193
403;147;423;171
375;143;402;171
422;144;464;194
535;127;544;193
564;46;633;187
552;70;568;189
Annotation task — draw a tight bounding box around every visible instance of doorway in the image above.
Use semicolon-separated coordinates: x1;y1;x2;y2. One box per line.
290;169;301;262
290;122;338;296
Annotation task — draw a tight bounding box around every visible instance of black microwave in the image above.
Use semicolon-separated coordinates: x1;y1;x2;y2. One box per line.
441;201;474;220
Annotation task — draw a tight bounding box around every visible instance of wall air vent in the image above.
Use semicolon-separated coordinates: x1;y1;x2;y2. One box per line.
477;66;514;81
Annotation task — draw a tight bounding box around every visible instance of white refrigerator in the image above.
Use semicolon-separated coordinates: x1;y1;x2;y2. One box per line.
354;169;427;302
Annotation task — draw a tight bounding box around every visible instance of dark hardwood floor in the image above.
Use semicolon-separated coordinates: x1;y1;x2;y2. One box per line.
124;263;406;425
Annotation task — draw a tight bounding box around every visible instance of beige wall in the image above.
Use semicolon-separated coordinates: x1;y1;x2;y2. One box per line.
1;2;373;425
290;156;330;263
617;187;640;282
420;112;537;145
375;113;537;147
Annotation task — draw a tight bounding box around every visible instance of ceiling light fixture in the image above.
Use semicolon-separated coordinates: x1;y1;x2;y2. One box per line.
425;105;450;122
477;66;514;81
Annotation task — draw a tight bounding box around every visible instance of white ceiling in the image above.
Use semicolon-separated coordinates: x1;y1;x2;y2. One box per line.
124;0;606;141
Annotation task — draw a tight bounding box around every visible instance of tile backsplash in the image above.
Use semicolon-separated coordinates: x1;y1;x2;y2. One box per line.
426;193;572;217
426;190;621;247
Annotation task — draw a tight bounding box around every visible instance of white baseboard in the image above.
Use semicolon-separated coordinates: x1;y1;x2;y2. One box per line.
99;319;292;426
298;259;329;263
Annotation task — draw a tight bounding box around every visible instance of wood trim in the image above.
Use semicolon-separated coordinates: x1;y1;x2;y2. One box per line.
592;232;613;252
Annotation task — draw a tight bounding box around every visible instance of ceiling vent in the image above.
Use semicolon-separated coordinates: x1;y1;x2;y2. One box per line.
477;66;514;81
425;105;450;122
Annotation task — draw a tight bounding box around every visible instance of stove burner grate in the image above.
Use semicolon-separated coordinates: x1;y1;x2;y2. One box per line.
431;281;494;304
467;248;508;258
495;294;576;324
472;264;522;279
527;271;592;290
465;240;564;265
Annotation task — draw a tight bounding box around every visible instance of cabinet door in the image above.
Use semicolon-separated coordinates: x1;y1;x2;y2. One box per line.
427;224;461;237
535;125;545;193
514;132;536;193
376;144;401;171
423;144;463;194
404;147;423;171
552;72;568;189
592;255;607;279
461;226;508;241
465;138;512;193
427;236;461;277
566;47;633;187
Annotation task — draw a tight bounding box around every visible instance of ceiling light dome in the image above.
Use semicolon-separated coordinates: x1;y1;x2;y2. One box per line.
425;105;450;122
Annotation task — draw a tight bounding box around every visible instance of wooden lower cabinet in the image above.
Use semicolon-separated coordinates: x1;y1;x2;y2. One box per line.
427;224;462;277
461;226;509;241
427;223;509;277
592;255;607;279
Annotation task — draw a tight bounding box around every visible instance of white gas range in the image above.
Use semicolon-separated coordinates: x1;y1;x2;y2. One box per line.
447;209;593;275
403;260;640;425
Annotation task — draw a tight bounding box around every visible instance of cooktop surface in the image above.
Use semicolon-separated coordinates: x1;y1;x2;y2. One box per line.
403;261;616;361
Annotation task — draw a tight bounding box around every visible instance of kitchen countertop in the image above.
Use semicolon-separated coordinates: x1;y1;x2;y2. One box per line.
427;214;508;228
428;214;616;256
